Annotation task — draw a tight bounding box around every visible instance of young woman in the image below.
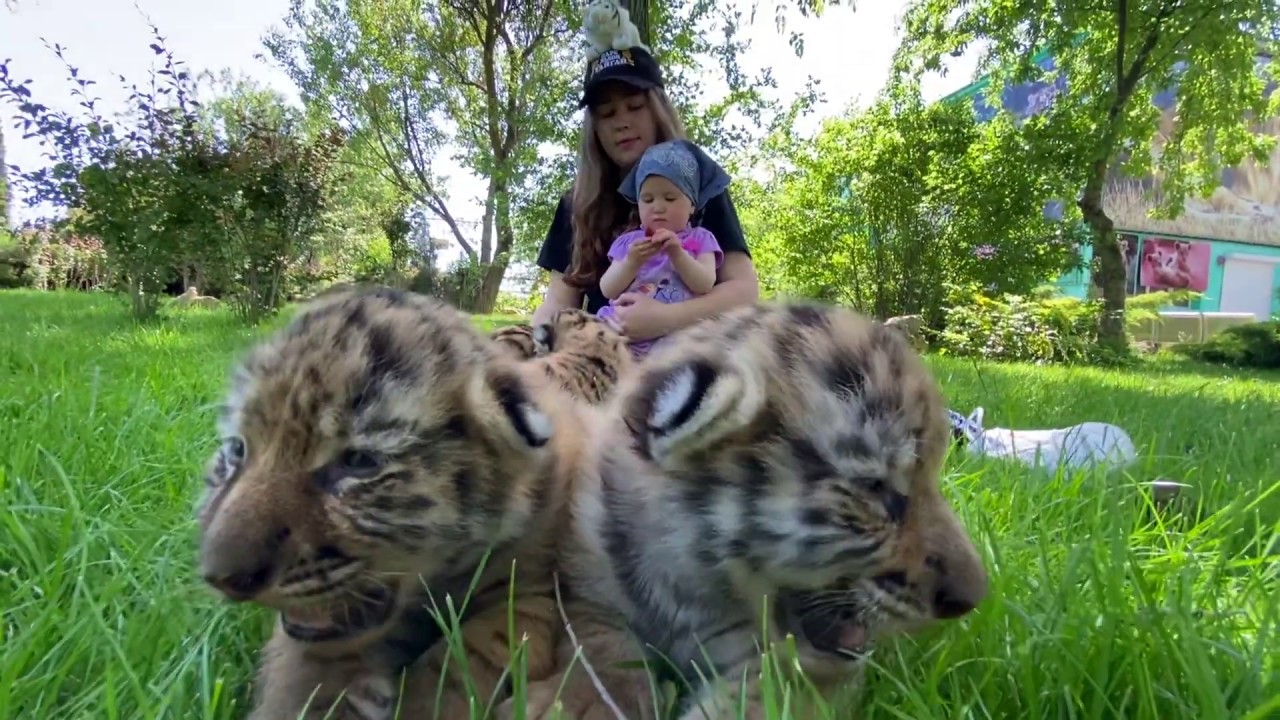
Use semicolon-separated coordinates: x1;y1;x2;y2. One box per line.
529;43;759;341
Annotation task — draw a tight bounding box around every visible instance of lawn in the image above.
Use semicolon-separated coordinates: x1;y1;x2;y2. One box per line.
1;289;1277;720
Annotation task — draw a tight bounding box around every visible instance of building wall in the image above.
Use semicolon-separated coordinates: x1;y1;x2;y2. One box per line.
1054;231;1280;320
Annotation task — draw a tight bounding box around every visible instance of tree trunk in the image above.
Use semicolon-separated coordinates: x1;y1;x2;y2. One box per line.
1077;164;1128;353
467;211;516;313
474;259;507;314
620;0;650;46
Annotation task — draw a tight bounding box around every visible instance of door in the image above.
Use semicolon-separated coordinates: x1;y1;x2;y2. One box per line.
1219;257;1278;321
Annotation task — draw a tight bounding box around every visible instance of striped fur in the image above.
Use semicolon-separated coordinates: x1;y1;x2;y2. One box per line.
196;287;587;720
489;323;537;361
505;302;990;720
529;309;633;406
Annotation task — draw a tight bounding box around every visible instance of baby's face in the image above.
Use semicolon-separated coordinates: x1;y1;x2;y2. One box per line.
638;175;694;232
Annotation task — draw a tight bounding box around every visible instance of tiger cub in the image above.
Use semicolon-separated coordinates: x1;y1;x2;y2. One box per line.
196;286;589;720
528;308;633;406
488;310;632;406
504;302;990;720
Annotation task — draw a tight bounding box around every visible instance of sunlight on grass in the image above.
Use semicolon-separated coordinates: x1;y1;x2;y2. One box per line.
0;290;1276;719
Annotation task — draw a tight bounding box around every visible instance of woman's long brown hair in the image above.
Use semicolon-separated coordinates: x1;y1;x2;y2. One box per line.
565;87;686;290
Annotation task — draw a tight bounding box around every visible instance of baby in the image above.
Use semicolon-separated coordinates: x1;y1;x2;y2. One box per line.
598;139;731;357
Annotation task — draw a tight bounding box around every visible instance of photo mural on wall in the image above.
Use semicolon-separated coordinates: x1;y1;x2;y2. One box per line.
1120;233;1140;294
1138;237;1212;292
967;54;1280;248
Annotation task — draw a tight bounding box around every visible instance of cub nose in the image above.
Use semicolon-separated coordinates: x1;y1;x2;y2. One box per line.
928;551;989;620
932;585;981;619
200;521;290;602
203;562;275;602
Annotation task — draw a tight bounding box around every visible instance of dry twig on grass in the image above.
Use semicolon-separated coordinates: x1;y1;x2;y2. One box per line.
553;571;631;720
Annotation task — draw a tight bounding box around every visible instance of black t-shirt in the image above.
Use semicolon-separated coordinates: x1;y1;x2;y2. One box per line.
535;189;751;314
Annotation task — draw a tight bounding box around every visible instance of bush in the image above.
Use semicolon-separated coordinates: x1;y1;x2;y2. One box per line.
937;283;1102;364
2;33;342;322
0;243;33;289
1173;321;1280;369
492;291;537;316
352;236;396;283
0;226;110;290
937;283;1198;365
735;85;1081;325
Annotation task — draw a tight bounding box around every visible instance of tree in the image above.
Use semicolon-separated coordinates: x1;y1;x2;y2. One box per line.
647;0;822;160
263;0;581;313
265;0;833;307
207;115;346;322
892;0;1280;352
623;0;852;57
2;28;349;320
739;81;1076;321
1;28;214;317
195;69;392;295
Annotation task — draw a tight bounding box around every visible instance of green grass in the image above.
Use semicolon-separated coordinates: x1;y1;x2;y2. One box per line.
1;289;1277;720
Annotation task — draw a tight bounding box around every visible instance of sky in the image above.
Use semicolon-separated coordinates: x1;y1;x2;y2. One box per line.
0;0;982;269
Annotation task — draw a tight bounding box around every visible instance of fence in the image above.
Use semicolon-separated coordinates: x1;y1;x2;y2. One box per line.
1130;310;1259;345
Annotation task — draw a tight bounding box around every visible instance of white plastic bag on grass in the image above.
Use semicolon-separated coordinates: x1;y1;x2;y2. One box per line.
947;406;1138;476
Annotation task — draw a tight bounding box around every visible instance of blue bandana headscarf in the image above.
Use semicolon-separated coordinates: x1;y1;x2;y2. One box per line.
618;139;731;210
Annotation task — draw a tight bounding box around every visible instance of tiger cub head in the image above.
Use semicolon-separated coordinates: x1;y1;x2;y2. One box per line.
531;308;627;359
195;287;557;646
616;302;988;677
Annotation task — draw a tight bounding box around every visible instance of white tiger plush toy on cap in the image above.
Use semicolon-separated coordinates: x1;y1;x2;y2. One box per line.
583;0;649;61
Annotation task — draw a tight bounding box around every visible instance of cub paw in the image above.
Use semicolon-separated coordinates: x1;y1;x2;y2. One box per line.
495;679;562;720
532;322;554;357
342;672;398;720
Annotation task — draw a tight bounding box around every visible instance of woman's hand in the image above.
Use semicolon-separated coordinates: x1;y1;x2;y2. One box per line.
530;271;584;327
611;292;680;341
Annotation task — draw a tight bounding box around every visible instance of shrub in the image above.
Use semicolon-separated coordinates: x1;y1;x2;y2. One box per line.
0;226;110;290
352;236;395;283
2;33;342;322
936;283;1198;365
0;243;32;289
27;228;110;290
492;291;537;316
937;283;1100;364
1173;321;1280;369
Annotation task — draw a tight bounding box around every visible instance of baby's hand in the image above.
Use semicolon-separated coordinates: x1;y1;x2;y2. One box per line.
625;235;663;264
650;229;681;254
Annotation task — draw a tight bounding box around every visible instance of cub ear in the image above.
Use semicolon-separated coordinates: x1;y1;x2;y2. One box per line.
627;356;766;466
474;367;554;450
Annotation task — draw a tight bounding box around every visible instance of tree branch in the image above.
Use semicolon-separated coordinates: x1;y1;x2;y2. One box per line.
386;77;476;258
1094;0;1177;166
1115;0;1178;111
1115;0;1128;96
1145;3;1223;76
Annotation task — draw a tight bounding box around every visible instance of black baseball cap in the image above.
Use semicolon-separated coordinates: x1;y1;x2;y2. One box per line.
579;46;665;108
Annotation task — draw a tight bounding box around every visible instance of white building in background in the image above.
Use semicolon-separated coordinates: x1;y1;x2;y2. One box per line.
412;213;538;299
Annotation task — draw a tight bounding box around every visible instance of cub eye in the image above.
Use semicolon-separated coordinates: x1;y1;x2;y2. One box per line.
340;449;383;474
222;436;246;463
866;479;887;495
